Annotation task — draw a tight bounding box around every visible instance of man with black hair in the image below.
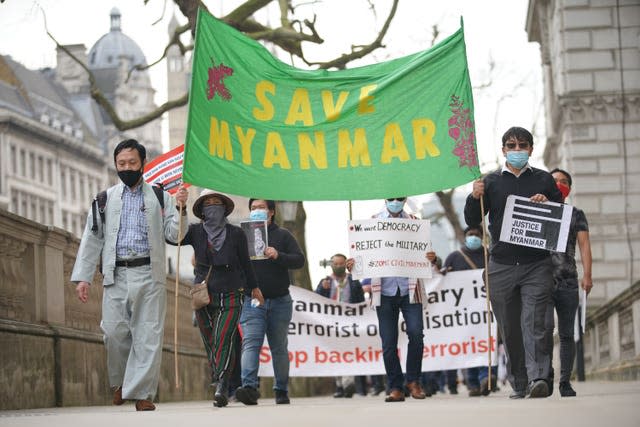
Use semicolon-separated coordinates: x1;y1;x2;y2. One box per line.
545;168;592;397
316;253;366;398
464;126;562;399
235;199;305;406
71;139;188;411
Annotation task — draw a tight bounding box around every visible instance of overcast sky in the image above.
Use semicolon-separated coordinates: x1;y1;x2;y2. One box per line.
0;0;545;284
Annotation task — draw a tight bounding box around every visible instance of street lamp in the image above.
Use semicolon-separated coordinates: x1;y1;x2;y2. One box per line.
279;201;298;222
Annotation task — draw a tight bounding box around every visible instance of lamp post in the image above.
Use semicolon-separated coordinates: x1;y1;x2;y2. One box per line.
277;201;312;290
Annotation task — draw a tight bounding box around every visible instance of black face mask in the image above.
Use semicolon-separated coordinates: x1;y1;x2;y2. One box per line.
118;169;143;188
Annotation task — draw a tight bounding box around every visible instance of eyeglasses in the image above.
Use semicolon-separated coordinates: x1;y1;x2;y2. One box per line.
386;198;406;202
504;141;530;150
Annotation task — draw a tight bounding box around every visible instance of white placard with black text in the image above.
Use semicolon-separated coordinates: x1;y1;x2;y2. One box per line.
348;218;432;279
499;195;573;253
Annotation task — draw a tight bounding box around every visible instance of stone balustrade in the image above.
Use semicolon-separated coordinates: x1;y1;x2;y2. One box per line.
0;209;208;410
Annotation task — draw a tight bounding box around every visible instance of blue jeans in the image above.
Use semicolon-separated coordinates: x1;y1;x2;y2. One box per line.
467;365;498;388
240;294;293;392
376;293;424;391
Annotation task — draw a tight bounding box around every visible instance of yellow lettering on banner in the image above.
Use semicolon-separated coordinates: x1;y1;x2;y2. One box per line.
285;88;314;126
321;90;349;122
263;132;291;169
235;126;255;165
412;119;440;158
381;123;410;163
337;128;371;168
298;132;328;170
209;117;233;160
253;81;275;121
357;84;377;115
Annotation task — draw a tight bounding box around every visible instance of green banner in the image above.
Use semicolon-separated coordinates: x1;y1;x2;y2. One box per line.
183;10;480;201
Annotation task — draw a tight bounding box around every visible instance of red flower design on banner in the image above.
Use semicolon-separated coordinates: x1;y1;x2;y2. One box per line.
448;95;477;169
206;59;234;101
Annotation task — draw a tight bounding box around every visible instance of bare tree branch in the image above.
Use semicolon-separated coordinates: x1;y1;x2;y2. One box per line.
224;0;274;24
42;9;188;131
435;189;466;244
126;23;192;82
305;0;399;69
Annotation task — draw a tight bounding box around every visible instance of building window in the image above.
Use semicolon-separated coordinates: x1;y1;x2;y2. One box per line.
60;169;66;200
37;156;44;182
169;57;183;73
20;149;26;176
47;159;53;185
10;145;16;174
10;190;18;215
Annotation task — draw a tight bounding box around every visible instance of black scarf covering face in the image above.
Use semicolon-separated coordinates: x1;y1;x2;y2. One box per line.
202;205;227;251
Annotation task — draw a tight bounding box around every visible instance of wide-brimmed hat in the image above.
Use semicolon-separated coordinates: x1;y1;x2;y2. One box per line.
193;189;235;219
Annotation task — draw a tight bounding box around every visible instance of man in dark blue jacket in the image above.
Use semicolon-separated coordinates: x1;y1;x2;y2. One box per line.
316;253;365;397
464;126;562;399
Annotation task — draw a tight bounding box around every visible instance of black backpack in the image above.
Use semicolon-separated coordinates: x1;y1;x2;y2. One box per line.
90;185;164;233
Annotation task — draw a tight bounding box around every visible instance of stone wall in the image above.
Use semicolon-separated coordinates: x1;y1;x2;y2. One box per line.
527;0;640;307
582;280;640;380
0;209;208;410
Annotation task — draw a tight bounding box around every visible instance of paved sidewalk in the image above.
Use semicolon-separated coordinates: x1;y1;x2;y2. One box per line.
1;381;638;427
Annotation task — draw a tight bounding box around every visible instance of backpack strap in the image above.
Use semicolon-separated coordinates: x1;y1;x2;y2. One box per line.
152;184;165;210
91;190;108;233
91;184;165;232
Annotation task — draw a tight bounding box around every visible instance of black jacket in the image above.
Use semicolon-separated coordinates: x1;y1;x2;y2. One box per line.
180;223;258;294
464;166;562;265
250;222;305;299
315;274;364;304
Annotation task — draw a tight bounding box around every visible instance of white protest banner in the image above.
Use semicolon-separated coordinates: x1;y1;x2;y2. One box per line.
347;218;432;280
421;270;498;371
143;144;190;194
499;195;573;252
256;269;496;377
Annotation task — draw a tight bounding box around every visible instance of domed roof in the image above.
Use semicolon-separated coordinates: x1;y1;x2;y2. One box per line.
87;8;147;69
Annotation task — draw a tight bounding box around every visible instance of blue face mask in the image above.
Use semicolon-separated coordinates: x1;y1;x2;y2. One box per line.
506;151;529;169
249;209;268;221
465;235;482;250
385;200;405;214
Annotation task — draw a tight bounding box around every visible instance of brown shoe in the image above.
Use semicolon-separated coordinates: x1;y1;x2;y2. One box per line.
384;389;405;402
113;387;125;406
135;400;156;411
406;381;426;399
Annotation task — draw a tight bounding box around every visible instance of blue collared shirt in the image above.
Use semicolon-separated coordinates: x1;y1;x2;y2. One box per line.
116;185;150;258
377;209;410;297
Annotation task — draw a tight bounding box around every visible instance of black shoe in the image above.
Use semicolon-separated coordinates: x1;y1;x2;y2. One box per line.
214;377;229;407
449;386;458;395
527;379;549;398
235;386;260;405
371;386;385;396
333;387;345;398
559;382;576;397
275;389;290;404
480;378;490;396
509;389;526;399
344;384;356;398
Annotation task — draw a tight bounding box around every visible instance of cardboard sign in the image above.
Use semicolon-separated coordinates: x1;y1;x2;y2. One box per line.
143;144;190;194
348;218;432;279
499;195;573;253
241;220;268;260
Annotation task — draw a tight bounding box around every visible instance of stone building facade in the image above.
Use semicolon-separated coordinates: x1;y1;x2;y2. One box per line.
0;8;161;237
526;0;640;306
